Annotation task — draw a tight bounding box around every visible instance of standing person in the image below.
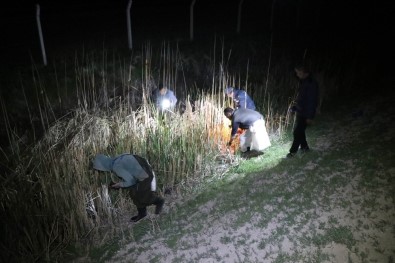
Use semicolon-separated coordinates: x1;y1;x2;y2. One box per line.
92;153;165;222
224;107;271;153
225;87;256;110
152;83;177;112
287;64;319;158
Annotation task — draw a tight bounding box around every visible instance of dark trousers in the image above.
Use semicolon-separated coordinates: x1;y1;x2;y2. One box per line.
289;115;309;153
129;155;159;209
129;177;158;209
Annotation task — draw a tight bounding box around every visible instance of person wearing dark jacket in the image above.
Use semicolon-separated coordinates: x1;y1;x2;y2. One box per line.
287;65;319;158
225;87;256;110
92;153;165;222
224;107;271;153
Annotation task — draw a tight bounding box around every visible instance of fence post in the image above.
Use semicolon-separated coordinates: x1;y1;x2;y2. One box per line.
126;0;133;50
237;0;244;34
190;0;197;41
36;4;47;66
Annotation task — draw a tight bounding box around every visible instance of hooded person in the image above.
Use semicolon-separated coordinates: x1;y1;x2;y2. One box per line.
92;153;165;222
224;107;271;153
225;87;256;110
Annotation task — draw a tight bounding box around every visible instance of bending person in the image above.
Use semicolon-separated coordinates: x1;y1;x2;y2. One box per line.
224;107;271;153
92;153;165;222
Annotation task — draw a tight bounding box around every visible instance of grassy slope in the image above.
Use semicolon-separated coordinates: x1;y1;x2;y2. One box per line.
78;96;395;263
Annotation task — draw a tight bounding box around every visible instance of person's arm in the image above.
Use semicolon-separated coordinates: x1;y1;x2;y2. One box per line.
110;182;123;189
110;167;137;188
111;155;145;188
228;121;240;145
232;90;241;107
305;82;319;120
169;90;177;106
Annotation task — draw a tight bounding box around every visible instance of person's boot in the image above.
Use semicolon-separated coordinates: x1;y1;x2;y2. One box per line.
130;207;147;222
153;197;165;215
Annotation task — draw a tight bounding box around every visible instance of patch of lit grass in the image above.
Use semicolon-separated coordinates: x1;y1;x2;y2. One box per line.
312;226;356;249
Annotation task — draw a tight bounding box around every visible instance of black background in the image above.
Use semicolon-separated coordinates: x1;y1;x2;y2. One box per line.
0;0;393;88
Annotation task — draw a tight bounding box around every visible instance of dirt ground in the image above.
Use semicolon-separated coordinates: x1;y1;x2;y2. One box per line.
105;99;395;263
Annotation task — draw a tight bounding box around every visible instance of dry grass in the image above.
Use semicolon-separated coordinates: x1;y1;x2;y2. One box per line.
104;96;395;263
0;40;339;262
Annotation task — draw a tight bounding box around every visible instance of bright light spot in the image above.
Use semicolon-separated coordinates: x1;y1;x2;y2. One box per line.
161;99;171;109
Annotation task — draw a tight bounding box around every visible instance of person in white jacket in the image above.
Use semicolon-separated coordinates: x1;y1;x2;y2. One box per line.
224;107;271;153
92;153;165;222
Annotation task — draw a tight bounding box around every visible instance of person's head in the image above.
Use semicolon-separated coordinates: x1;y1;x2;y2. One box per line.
294;65;310;80
225;87;234;98
158;83;168;95
92;154;112;172
224;107;234;120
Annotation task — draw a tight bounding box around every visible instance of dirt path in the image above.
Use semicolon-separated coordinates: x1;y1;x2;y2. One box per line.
105;99;395;263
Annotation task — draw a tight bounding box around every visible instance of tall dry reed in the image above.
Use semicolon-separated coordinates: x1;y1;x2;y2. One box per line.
0;40;316;261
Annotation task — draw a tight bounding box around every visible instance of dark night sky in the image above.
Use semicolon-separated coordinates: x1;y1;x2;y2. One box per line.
0;0;393;79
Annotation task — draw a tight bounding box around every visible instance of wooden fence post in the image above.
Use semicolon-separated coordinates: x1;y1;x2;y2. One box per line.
190;0;197;41
126;0;133;50
36;4;47;66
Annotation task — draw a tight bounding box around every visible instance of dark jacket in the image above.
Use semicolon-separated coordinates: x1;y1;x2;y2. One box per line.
296;76;319;119
230;108;263;137
232;89;256;110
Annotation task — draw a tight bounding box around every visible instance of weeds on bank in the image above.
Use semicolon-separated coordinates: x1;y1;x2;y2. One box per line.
0;39;299;262
110;100;395;262
0;33;362;261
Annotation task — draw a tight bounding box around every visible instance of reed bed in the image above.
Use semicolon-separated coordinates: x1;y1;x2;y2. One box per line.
0;44;228;262
0;40;340;261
